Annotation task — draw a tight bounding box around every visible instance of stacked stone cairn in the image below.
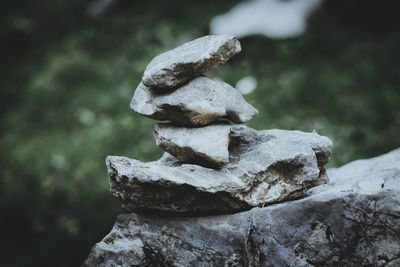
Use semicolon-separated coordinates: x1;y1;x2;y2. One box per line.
84;35;400;266
106;34;333;214
84;34;369;266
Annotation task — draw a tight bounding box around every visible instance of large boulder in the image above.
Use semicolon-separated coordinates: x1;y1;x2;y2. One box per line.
84;148;400;267
130;76;258;126
154;123;231;168
142;34;241;89
107;125;333;213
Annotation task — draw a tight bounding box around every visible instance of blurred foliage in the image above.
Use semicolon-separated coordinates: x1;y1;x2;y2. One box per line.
0;0;399;266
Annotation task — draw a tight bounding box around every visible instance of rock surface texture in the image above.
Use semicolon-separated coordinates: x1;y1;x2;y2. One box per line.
131;76;259;126
107;125;332;213
154;123;231;168
142;34;241;89
85;148;400;266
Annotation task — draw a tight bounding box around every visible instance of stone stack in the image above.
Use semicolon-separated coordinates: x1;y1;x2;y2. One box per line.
131;34;258;170
107;34;333;215
84;35;352;265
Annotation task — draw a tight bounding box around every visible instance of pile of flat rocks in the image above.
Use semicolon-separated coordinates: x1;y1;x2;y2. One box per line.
84;35;352;265
107;34;333;215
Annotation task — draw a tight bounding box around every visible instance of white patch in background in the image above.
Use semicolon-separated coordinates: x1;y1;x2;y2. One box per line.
87;0;115;17
51;154;67;170
210;0;323;39
236;76;257;95
77;109;96;125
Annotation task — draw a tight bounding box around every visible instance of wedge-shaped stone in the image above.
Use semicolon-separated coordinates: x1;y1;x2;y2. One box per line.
85;149;400;267
154;123;230;168
142;34;241;89
131;76;259;126
106;125;333;213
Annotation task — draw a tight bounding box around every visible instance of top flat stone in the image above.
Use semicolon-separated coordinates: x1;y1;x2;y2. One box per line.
142;34;241;89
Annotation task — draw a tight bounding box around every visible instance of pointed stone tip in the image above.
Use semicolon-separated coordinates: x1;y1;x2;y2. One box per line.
130;82;157;117
236;103;259;123
105;155;114;173
130;83;143;111
105;155;122;167
251;106;259;118
230;35;242;53
130;96;146;115
130;96;144;115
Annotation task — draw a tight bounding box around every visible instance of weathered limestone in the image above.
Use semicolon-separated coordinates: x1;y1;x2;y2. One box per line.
154;123;231;168
130;76;259;126
85;148;400;267
107;125;333;213
142;34;241;89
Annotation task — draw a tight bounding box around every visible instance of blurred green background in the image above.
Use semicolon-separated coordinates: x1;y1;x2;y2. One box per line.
1;0;399;265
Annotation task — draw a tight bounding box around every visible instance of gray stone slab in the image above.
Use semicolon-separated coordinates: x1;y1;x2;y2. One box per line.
84;148;400;266
142;34;241;89
154;123;231;168
131;76;259;126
